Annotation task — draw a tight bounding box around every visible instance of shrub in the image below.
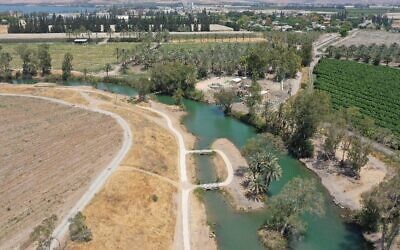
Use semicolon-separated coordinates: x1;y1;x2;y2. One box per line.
258;229;287;250
69;212;92;242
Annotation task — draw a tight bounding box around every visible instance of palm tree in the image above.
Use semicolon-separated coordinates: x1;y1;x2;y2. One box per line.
261;153;282;187
248;151;282;194
249;176;267;198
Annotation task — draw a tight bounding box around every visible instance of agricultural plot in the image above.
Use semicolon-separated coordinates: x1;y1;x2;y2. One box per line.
0;42;134;72
314;59;400;137
336;30;400;46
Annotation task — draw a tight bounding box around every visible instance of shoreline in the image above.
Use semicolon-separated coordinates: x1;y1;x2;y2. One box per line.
300;138;387;211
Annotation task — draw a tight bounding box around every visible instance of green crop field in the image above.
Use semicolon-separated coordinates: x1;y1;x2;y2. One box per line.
0;42;134;73
314;59;400;136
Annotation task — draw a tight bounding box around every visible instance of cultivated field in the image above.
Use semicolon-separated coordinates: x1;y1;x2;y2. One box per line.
314;59;400;136
336;30;400;46
0;93;123;248
0;42;134;72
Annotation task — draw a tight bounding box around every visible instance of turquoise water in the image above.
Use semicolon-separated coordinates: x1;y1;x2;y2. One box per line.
157;96;369;250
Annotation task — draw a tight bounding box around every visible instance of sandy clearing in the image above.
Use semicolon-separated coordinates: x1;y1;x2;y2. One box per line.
0;94;123;249
211;139;264;211
300;137;388;210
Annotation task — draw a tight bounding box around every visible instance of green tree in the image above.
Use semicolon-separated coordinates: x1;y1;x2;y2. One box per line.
323;113;346;160
0;51;12;80
245;78;262;117
69;212;92;242
214;88;236;114
16;44;37;78
29;215;57;250
172;88;185;106
134;76;152;101
104;63;112;77
37;44;52;76
359;175;400;250
247;150;282;199
347;137;370;178
300;41;313;66
62;52;73;80
150;62;195;95
261;178;324;238
285;90;331;158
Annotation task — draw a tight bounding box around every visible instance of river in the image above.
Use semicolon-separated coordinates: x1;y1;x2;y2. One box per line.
12;80;370;249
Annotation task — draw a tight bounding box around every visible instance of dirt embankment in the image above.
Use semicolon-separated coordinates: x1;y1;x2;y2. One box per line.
211;138;264;211
0;93;123;249
300;137;387;211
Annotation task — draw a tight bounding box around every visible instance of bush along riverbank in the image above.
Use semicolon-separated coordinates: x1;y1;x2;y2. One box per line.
216;88;399;248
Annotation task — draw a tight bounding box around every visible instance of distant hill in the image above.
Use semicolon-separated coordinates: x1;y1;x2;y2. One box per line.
0;0;399;6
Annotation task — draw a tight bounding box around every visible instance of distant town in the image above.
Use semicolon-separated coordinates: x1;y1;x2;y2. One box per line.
0;3;399;36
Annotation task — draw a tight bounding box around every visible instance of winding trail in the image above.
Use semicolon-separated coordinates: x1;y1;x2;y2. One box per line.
138;104;234;250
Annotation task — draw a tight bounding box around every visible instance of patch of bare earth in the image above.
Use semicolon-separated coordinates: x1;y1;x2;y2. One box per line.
0;95;123;249
211;139;264;211
300;137;387;210
336;30;400;46
0;84;88;105
68;97;179;249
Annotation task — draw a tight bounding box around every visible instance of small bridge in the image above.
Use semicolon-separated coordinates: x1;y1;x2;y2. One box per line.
198;183;220;190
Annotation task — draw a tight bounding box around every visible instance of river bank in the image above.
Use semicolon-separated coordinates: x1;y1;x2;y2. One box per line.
300;137;388;211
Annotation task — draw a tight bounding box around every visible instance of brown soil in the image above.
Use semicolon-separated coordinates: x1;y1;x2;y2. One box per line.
211;139;264;211
190;194;217;250
301;137;388;210
212;153;228;181
0;94;123;249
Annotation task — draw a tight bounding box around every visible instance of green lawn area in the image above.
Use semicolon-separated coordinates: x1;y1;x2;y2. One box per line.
0;42;135;73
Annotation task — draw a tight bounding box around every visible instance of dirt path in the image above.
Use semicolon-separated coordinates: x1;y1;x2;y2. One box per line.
138;102;235;250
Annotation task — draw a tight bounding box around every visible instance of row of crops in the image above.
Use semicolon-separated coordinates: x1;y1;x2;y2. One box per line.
314;59;400;137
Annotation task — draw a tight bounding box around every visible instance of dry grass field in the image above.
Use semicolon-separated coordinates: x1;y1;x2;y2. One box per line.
68;98;179;249
0;92;123;249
